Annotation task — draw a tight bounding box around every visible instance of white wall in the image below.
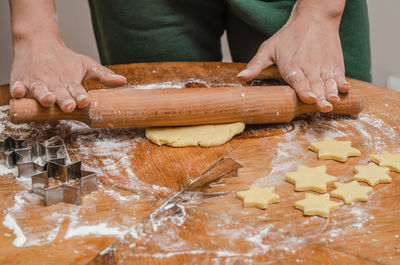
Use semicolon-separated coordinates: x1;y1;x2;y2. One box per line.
0;1;399;87
367;0;400;86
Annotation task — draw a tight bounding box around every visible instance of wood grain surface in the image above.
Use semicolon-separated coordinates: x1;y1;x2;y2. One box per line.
0;62;399;265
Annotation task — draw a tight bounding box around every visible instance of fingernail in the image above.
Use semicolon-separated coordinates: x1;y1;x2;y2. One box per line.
62;99;76;112
39;92;54;101
237;69;250;77
76;94;88;102
307;92;317;99
328;93;339;100
11;81;22;90
322;100;332;107
111;74;126;80
11;81;24;94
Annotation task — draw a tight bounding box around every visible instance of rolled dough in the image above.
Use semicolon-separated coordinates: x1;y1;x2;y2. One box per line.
145;122;245;147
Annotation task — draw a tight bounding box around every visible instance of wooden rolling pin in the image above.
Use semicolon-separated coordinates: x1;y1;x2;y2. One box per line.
10;86;363;128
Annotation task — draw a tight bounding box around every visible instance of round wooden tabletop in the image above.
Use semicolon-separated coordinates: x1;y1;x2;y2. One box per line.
0;62;399;265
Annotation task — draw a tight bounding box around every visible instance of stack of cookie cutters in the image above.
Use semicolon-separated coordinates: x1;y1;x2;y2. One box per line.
0;136;97;206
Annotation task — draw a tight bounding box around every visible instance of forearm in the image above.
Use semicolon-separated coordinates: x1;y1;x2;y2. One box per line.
9;0;64;46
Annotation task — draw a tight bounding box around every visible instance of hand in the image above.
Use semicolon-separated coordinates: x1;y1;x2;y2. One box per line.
237;7;350;113
10;41;126;112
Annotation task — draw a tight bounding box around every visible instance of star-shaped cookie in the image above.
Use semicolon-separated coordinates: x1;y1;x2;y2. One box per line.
309;137;361;162
286;165;337;193
354;162;392;186
237;185;280;209
294;193;339;218
371;151;400;173
330;181;373;204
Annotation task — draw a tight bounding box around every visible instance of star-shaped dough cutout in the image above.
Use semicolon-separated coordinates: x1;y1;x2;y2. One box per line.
330;181;373;204
286;165;337;193
371;151;400;173
309;137;361;162
295;193;339;218
236;185;280;209
354;162;392;186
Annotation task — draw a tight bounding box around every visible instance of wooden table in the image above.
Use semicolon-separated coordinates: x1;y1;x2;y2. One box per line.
0;62;399;265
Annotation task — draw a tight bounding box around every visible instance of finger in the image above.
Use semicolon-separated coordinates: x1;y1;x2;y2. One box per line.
51;84;76;113
334;65;350;93
10;81;27;98
237;40;274;81
304;69;333;113
321;69;340;105
283;69;316;104
30;81;56;107
66;81;90;108
83;57;126;87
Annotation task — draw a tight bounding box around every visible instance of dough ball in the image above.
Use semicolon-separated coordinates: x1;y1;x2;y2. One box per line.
145;122;245;147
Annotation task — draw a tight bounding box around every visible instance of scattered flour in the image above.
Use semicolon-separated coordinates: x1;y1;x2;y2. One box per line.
0;95;398;263
65;222;127;239
3;213;27;246
2;191;42;247
120;79;242;90
124;82;185;90
0;164;18;177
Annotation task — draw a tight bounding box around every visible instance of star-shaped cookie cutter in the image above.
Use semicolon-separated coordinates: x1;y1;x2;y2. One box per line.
31;160;97;206
16;142;66;178
0;136;27;168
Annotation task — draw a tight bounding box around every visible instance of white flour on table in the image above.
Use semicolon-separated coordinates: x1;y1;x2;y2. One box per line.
0;94;398;263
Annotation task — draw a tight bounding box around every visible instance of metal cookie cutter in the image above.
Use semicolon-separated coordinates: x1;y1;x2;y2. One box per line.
16;142;66;178
31;160;97;206
0;136;27;168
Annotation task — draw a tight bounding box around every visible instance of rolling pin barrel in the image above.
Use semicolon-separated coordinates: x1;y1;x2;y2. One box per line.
10;86;363;128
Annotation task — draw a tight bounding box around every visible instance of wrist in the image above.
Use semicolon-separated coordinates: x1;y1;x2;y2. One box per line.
12;23;63;42
290;0;345;26
288;7;343;29
12;28;65;53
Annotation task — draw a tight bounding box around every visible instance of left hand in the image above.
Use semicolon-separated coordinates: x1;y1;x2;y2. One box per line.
237;7;350;113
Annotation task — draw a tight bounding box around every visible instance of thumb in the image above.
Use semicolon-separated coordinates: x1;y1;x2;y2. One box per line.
237;40;275;82
83;57;127;87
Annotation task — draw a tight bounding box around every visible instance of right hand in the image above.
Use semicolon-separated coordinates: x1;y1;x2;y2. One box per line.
10;40;127;112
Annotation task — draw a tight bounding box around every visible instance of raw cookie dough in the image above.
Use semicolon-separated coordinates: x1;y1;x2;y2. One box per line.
354;162;392;186
309;137;361;162
286;165;337;193
145;122;245;147
295;193;339;218
236;185;280;209
330;181;373;204
371;151;400;173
